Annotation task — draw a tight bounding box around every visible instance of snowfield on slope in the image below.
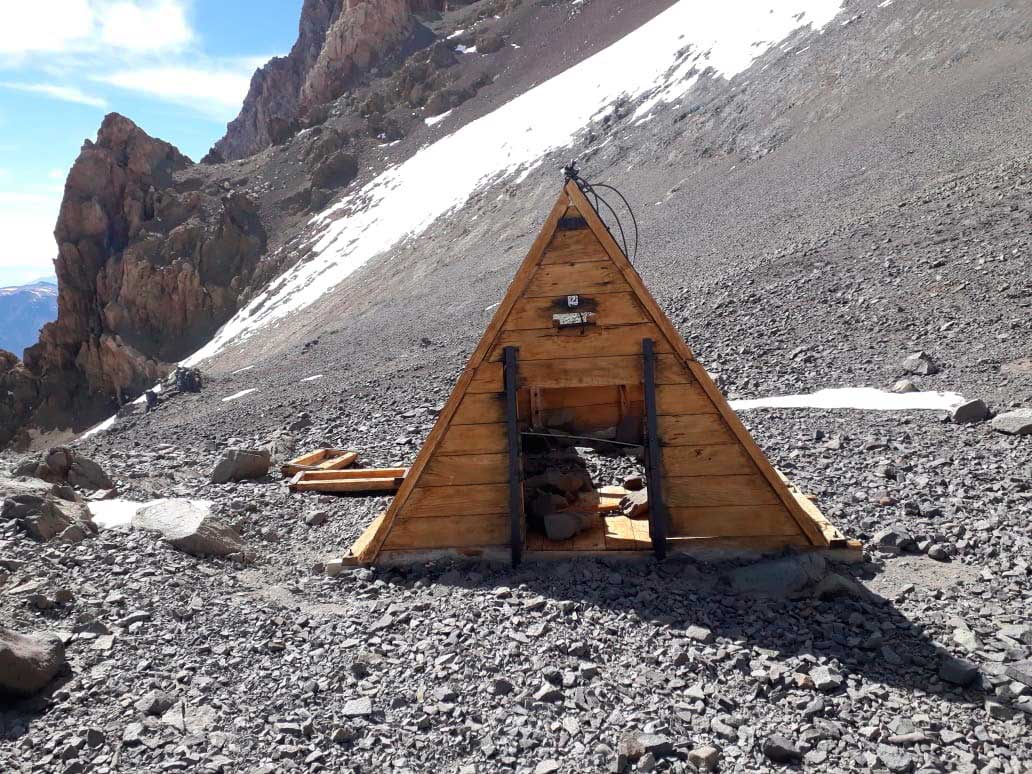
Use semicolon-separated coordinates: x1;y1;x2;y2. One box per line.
185;0;843;364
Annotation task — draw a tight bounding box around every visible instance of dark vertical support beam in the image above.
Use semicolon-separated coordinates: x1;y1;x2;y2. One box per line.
642;338;668;560
503;346;523;567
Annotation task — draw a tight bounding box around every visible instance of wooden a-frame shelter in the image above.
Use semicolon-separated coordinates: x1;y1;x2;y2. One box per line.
345;179;858;565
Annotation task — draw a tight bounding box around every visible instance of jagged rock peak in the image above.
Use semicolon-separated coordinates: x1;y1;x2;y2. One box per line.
20;113;267;435
210;0;447;162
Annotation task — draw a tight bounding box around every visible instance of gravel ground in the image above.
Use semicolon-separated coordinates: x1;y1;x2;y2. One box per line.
2;0;1031;771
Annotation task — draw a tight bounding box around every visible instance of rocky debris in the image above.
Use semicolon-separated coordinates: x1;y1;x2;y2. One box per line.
3;486;95;543
0;626;66;697
726;553;826;596
891;378;918;394
950;398;990;423
619;488;649;518
173;366;203;393
873;525;917;552
14;446;113;490
938;654;979;686
990;408;1032;435
762;735;802;764
687;745;720;772
475;31;505;54
210;448;271;484
135;689;175;717
901;351;939;375
131;500;243;556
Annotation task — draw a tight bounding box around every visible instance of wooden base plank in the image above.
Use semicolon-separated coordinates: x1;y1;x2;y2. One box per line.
291;477;404;493
383;514;511;550
665;475;782;508
281;449;358;476
292;468;407;481
667;505;799;537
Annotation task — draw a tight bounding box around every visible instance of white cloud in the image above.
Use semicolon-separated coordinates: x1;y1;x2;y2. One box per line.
0;1;192;58
1;82;108;108
96;61;260;120
0;192;61;281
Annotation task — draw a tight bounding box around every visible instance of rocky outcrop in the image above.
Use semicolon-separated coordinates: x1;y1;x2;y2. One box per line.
212;0;447;161
19;114;267;432
14;447;113;490
0;351;39;449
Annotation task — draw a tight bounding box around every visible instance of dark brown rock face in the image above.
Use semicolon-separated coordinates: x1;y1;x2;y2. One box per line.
0;351;40;449
212;0;447;161
22;113;267;431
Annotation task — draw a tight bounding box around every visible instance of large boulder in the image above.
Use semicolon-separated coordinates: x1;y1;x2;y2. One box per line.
15;446;113;490
902;351;940;376
0;627;66;697
727;553;827;597
211;448;271;484
132;500;243;556
991;409;1032;436
3;491;95;543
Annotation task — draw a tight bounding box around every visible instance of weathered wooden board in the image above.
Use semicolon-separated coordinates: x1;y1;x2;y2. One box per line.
384;514;510;549
657;414;737;447
403;483;509;518
293;468;407;481
664;475;782;508
655;382;716;416
603;515;651;550
291;477;403;493
436;423;508;455
451;392;507;425
505;292;650;331
539;229;606;265
281;449;357;476
524;260;627;297
347;513;385;558
661;444;756;478
667;505;799;537
489;323;671;363
529;402;643;433
420;453;509;487
526;384;644;409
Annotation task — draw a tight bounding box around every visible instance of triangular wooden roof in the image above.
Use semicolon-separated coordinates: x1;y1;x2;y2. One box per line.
349;180;849;563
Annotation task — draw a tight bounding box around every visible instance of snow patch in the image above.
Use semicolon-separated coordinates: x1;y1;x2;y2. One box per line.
185;0;844;364
300;374;323;382
231;365;255;374
425;110;452;127
88;498;213;531
80;383;162;439
729;387;966;413
455;44;478;54
222;388;257;402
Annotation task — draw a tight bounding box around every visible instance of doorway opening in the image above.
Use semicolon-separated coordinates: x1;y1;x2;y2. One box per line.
518;385;652;552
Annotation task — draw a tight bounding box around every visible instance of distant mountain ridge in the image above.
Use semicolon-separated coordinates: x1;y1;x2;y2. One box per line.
0;279;57;358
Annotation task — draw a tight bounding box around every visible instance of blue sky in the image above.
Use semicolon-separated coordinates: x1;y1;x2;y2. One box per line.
0;0;302;286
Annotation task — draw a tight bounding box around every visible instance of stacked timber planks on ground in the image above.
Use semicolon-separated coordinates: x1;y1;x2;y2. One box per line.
288;468;408;494
281;449;358;477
